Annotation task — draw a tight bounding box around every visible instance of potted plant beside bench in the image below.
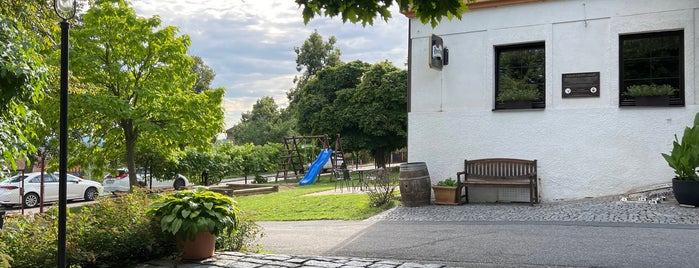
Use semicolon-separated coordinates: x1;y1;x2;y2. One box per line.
432;177;461;205
662;112;699;206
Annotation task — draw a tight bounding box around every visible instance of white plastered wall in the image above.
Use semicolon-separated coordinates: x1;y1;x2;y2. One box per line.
408;0;699;201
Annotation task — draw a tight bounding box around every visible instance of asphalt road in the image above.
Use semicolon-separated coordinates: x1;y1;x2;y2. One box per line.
258;220;699;268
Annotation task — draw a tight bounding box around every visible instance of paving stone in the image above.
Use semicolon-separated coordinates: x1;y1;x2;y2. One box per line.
304;260;344;268
344;260;375;267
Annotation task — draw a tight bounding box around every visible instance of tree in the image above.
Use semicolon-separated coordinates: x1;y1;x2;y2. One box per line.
348;62;407;167
296;0;469;27
190;55;215;93
0;14;48;171
232;96;295;145
295;61;368;135
69;0;223;190
293;61;406;168
288;30;342;109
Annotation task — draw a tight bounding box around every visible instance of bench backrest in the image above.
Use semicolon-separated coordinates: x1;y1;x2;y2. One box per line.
464;158;537;179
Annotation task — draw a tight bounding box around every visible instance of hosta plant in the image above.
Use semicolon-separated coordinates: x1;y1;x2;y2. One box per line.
147;187;238;240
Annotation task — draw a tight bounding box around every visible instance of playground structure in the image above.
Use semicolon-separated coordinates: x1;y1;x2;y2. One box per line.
275;134;345;184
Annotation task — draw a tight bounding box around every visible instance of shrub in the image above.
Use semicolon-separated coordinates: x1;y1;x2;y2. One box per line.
216;210;264;252
66;190;174;267
0;188;263;267
254;175;268;184
0;189;174;268
0;212;58;267
366;168;398;207
496;88;541;102
626;84;678;97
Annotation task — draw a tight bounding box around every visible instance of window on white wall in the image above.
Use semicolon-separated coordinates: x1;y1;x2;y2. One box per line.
619;30;684;107
494;43;546;110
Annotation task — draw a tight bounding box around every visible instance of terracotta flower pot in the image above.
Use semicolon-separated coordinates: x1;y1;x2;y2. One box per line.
177;231;216;260
432;186;460;205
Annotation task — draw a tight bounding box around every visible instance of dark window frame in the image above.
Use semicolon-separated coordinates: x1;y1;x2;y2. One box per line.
494;42;546;110
619;30;684;107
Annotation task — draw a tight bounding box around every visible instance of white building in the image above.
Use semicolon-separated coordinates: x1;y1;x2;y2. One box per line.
406;0;699;202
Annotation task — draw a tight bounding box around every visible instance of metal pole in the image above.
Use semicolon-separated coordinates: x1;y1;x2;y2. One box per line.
58;19;70;268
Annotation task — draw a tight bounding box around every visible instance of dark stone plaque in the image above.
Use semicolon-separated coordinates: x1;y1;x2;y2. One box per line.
562;72;600;98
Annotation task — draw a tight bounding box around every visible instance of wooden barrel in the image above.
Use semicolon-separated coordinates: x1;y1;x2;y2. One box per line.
399;162;431;207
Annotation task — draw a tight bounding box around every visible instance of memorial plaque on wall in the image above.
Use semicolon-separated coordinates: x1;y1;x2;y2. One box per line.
562;72;600;98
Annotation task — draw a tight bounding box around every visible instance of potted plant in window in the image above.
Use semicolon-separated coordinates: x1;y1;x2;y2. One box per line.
661;112;699;207
496;76;541;109
147;187;238;260
432;177;461;205
626;84;677;106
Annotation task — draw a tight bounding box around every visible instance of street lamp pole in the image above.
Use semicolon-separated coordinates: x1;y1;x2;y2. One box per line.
53;0;76;267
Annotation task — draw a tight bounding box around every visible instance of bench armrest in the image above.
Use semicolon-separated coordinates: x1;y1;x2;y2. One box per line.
456;171;466;184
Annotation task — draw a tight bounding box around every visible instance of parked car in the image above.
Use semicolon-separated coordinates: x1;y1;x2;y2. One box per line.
102;169;189;193
0;172;104;208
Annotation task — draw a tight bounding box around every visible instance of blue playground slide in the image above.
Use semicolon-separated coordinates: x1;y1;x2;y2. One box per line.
299;149;333;186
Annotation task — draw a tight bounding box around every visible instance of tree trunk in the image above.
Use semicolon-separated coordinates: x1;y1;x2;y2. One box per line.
121;119;139;193
374;147;386;169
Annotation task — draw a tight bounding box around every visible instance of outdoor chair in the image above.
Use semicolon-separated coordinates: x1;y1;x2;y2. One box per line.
333;168;355;192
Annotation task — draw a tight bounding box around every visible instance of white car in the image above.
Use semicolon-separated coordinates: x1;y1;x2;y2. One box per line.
102;170;189;193
0;172;104;208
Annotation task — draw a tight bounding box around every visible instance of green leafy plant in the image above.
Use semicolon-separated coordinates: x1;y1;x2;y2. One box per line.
366;168;399;207
147;187;239;241
216;210;264;252
661;113;699;181
496;89;541;102
626;84;678;97
0;189;173;268
496;75;541;103
436;177;458;187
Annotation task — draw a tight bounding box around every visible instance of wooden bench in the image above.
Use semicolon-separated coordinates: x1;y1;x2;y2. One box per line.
456;158;539;205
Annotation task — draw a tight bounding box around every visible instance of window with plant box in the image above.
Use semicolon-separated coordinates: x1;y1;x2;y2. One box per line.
494;43;545;110
619;30;684;107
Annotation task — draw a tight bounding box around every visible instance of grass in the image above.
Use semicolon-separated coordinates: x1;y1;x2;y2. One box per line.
234;176;397;221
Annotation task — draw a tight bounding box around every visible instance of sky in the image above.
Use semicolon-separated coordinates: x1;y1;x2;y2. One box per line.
130;0;409;131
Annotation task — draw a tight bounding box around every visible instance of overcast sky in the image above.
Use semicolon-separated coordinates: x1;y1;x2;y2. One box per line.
130;0;409;131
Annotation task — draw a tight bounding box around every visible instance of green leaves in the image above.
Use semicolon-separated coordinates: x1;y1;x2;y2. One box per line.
296;0;468;28
0;14;47;169
662;113;699;181
147;187;239;240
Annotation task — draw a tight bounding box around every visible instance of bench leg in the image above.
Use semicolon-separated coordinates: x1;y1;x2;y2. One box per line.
459;185;469;204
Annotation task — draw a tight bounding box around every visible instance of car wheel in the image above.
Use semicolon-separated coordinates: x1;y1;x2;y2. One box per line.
84;187;99;201
173;179;185;190
23;193;40;208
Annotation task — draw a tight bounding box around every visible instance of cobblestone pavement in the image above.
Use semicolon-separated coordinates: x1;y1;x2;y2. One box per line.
137;252;451;268
137;192;699;268
370;195;699;225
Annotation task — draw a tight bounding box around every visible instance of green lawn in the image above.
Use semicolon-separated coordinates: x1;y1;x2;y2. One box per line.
234;177;396;221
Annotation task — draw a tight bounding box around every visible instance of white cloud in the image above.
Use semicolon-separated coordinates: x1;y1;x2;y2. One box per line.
130;0;408;132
